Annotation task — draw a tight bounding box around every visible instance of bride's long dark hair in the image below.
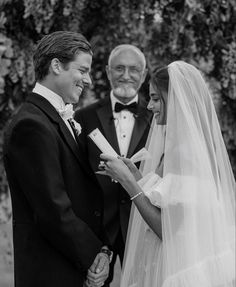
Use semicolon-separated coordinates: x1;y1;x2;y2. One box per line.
150;66;169;93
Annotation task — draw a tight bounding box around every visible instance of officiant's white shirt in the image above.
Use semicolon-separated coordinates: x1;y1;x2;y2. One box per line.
110;92;138;157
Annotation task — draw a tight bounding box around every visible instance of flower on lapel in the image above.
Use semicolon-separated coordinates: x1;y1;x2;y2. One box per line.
68;118;82;137
58;104;82;137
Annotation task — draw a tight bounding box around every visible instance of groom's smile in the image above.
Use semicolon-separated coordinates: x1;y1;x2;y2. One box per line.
56;52;92;104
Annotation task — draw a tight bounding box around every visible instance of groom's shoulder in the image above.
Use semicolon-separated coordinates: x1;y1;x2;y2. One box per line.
6;92;58;132
7;93;41;125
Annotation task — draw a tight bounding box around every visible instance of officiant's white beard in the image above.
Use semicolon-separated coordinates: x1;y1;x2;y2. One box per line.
113;85;137;101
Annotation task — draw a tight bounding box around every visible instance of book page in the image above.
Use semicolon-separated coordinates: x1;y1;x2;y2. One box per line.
88;128;150;163
88;128;118;157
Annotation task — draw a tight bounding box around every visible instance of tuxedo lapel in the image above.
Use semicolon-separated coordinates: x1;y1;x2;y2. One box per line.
127;98;152;158
57;120;92;175
96;97;120;155
27;93;92;176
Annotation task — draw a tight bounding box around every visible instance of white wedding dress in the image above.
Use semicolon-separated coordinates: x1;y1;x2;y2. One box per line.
120;62;235;287
120;172;163;287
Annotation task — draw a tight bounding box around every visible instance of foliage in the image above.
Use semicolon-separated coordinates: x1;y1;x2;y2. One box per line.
143;0;236;172
0;0;235;201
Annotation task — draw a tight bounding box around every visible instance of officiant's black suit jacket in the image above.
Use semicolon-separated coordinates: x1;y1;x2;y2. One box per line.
3;93;107;287
74;95;152;247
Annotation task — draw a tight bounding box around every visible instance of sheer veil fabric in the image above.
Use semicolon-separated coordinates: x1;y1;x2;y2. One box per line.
120;61;235;287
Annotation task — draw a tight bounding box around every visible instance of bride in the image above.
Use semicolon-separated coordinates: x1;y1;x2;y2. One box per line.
100;61;235;287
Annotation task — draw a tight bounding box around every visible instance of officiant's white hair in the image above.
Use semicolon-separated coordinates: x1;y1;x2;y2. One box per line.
108;44;146;69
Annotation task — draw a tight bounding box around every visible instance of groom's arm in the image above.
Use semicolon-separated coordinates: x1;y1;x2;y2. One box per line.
6;117;103;271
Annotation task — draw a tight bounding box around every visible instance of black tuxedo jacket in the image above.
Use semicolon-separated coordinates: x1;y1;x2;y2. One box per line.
74;95;152;245
3;93;107;287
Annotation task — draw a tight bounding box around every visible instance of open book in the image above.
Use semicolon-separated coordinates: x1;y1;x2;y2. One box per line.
88;128;150;163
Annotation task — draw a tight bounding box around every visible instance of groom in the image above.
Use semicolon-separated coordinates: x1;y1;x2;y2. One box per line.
3;31;111;287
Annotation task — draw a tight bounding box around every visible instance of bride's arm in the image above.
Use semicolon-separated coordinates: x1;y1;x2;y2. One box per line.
119;157;143;181
100;154;162;239
122;176;162;239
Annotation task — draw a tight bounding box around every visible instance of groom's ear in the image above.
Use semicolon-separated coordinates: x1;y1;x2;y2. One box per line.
50;58;62;75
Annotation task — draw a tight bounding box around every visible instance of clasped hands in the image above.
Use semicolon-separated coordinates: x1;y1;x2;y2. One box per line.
84;249;110;287
97;154;142;182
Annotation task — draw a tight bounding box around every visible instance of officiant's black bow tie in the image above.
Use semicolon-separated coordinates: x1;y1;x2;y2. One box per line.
114;102;138;114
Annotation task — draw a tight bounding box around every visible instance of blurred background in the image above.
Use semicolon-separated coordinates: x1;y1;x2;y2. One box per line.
0;0;235;286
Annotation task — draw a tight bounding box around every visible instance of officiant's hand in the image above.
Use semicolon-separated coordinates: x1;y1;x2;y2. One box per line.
85;252;109;287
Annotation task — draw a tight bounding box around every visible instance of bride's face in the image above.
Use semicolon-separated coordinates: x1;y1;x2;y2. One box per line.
148;83;167;125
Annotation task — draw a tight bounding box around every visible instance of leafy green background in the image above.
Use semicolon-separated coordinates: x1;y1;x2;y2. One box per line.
0;0;236;217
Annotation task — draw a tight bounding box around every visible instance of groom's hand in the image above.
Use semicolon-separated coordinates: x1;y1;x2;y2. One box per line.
86;252;109;287
89;251;109;273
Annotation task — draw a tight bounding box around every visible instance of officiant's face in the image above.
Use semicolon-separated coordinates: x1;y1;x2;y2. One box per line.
148;83;167;125
106;49;147;104
54;52;92;104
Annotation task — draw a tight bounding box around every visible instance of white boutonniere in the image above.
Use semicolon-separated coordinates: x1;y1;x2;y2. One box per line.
58;104;82;137
70;119;82;136
68;118;82;136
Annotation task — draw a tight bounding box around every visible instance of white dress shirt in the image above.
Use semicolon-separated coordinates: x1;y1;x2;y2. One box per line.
32;83;75;139
110;92;138;157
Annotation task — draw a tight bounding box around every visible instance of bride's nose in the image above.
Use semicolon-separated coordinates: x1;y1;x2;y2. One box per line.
147;100;153;110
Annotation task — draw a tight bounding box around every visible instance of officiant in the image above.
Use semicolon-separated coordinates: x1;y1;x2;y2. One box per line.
74;44;153;286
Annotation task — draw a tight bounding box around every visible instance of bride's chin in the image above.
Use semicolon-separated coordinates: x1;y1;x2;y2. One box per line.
154;113;162;125
155;114;166;125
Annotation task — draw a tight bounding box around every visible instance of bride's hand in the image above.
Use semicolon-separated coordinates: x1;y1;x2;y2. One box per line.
118;157;142;181
99;154;135;183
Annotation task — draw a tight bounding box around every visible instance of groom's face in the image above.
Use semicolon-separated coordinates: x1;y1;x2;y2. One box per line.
106;49;147;104
55;52;92;104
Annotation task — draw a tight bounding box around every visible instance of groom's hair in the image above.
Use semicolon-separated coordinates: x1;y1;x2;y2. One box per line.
33;31;92;81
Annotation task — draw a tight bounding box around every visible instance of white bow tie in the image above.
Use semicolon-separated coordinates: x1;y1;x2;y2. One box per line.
58;104;74;120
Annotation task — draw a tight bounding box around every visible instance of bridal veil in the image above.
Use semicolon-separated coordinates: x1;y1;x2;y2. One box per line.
121;61;235;287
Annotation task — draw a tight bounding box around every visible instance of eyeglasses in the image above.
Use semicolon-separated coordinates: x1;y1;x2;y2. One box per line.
110;65;143;76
